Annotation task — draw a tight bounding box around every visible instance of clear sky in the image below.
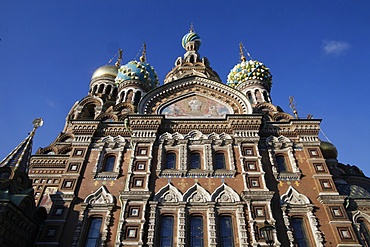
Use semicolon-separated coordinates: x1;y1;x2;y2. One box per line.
1;1;369;176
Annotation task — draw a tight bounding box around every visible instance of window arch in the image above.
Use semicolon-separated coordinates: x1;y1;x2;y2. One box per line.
190;153;201;169
102;155;115;172
160;216;174;247
190;216;203;247
215;153;226;169
165;153;176;169
219;215;234;247
84;217;102;247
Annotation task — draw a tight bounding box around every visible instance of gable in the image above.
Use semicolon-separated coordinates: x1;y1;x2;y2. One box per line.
139;76;252;116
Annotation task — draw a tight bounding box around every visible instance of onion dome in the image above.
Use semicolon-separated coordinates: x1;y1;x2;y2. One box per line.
320;141;338;159
182;30;202;50
91;65;118;80
115;44;158;88
227;59;272;88
115;60;158;88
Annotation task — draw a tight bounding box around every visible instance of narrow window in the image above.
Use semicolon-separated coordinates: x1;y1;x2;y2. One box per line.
190;216;203;247
126;90;134;102
85;218;102;247
263;91;269;102
98;84;104;93
133;91;142;106
102;156;115;172
219;216;234;247
160;216;174;247
166;153;176;169
276;155;287;172
215;153;226;169
291;218;310;247
190;153;201;169
247;91;253;103
359;219;370;246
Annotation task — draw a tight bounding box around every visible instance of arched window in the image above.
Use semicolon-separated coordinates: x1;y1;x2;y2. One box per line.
160;216;174;247
291;218;310;247
126;90;134;103
276;155;287;172
219;216;234;247
98;84;104;93
247;91;253;103
133;91;142;106
105;85;112;95
215;153;226;169
81;104;96;119
85;217;102;247
359;219;370;246
190;153;201;169
102;156;115;172
166;153;176;169
120;91;125;103
263;91;269;102
190;216;203;247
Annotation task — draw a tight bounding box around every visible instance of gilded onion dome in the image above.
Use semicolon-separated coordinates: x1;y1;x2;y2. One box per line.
320;141;338;159
91;65;118;80
115;45;159;89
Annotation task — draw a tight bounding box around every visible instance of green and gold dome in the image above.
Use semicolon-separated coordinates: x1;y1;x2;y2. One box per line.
227;43;272;88
227;59;272;88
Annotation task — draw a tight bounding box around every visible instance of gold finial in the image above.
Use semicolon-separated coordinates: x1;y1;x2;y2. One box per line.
115;49;123;67
289;96;299;119
140;43;146;62
239;42;247;62
190;23;194;33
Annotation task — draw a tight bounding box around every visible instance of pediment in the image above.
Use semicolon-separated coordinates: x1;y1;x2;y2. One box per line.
139;77;252;116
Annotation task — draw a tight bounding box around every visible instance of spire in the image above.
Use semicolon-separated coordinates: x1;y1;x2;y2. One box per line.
140;43;147;62
239;42;247;62
190;22;194;32
115;49;123;67
0;118;43;173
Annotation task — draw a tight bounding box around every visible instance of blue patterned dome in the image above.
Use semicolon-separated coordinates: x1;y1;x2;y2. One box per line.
182;31;201;49
115;60;158;88
227;60;272;88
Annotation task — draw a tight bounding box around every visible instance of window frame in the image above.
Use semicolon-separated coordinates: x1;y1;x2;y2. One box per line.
190;152;201;169
165;153;176;169
159;215;174;247
218;215;235;247
291;217;311;247
189;215;204;247
84;217;103;247
101;155;116;172
215;152;226;170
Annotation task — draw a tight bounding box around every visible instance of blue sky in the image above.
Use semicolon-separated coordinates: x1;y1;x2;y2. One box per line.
1;1;370;176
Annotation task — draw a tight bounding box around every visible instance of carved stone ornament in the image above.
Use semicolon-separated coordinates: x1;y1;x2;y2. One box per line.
84;185;115;205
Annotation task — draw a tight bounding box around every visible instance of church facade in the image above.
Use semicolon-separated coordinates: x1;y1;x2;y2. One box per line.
23;30;370;246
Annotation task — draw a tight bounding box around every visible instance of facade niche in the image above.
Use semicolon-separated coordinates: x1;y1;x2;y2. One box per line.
266;135;301;180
